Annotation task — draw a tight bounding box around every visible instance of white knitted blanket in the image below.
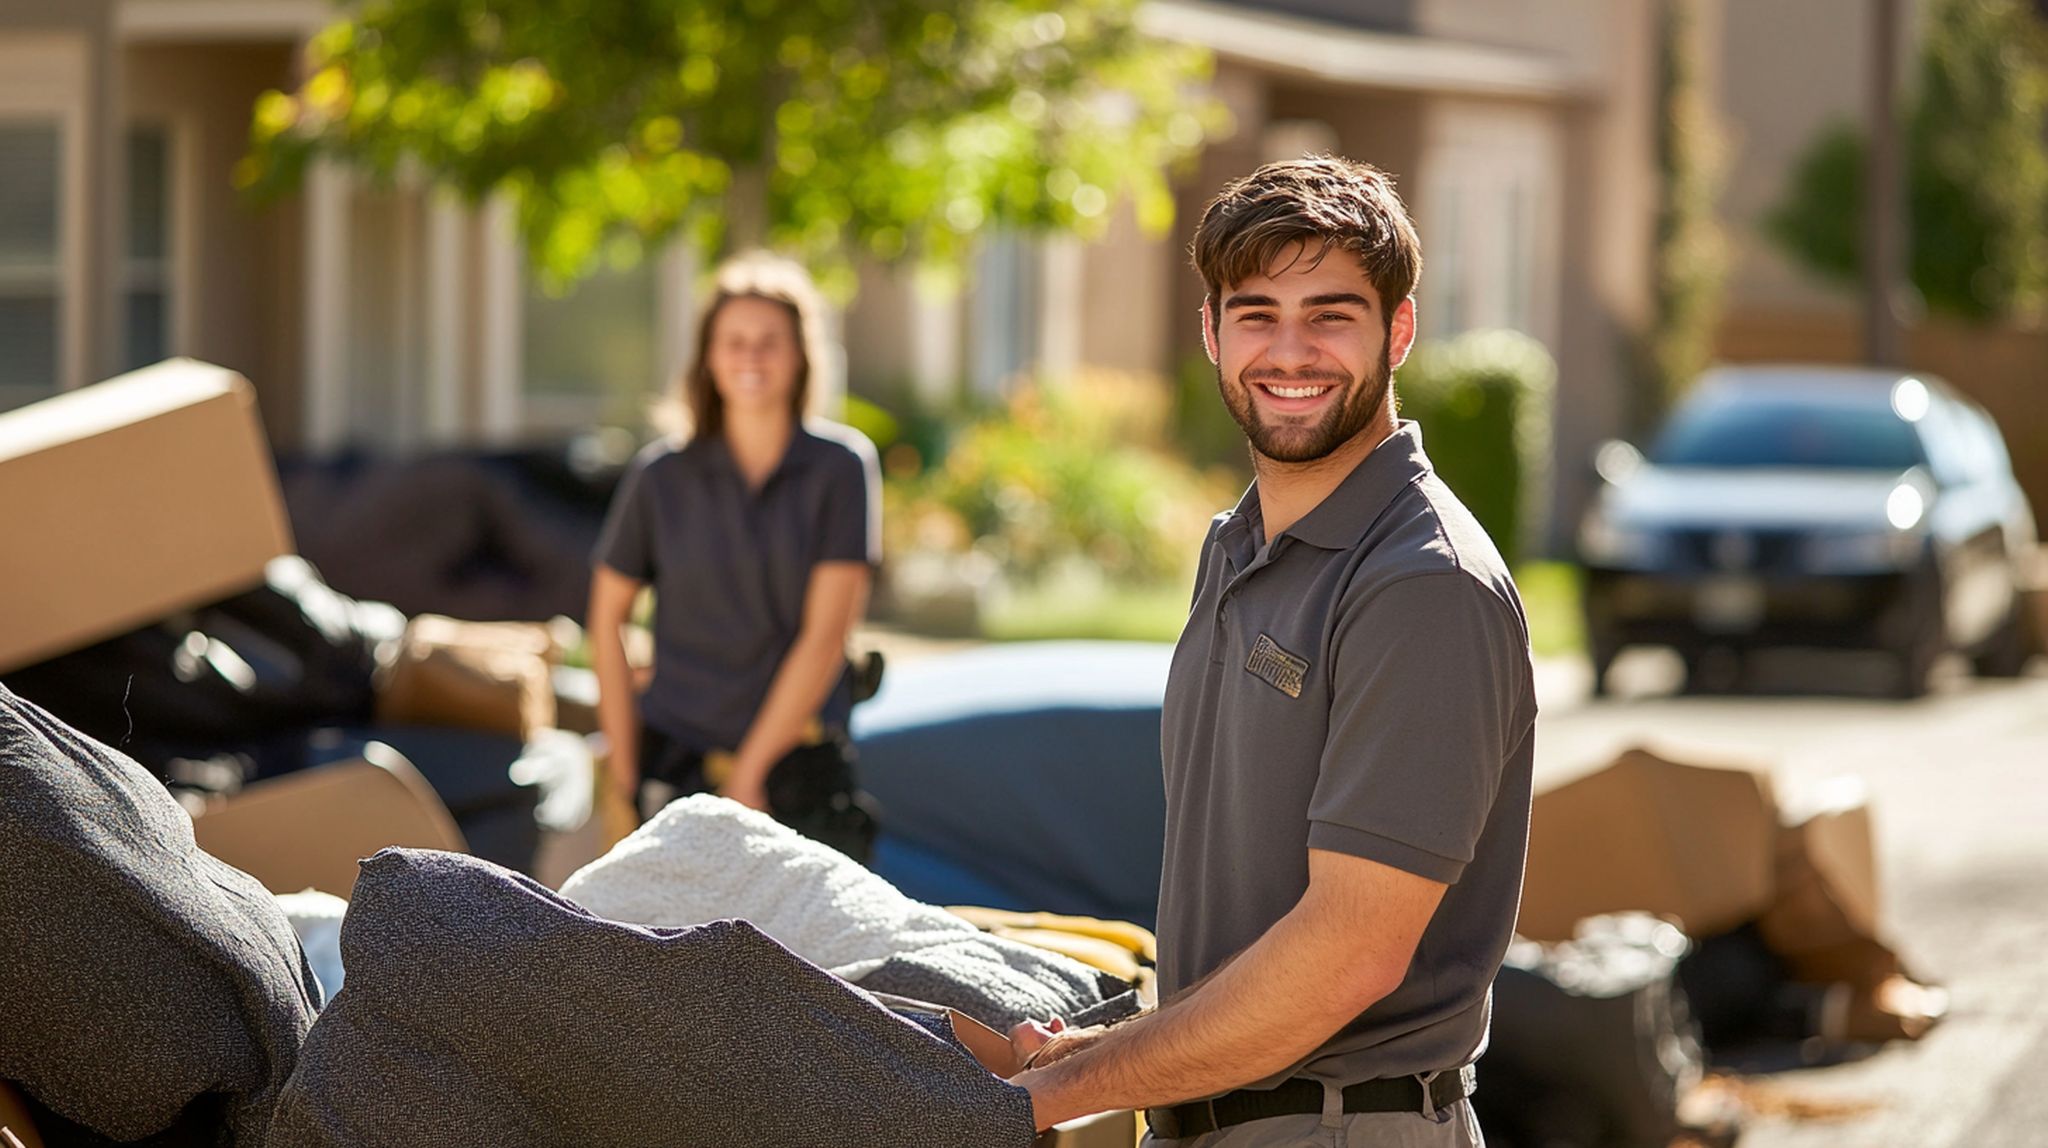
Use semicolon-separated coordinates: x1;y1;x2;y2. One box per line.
558;794;996;979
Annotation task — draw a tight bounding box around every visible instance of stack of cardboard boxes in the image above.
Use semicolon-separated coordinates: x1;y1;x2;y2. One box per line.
0;361;469;897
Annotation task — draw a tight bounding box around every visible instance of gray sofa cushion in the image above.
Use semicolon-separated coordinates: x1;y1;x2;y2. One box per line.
0;684;320;1145
270;848;1035;1147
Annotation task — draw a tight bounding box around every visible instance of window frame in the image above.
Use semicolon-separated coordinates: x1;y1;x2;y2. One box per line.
122;117;184;372
0;33;89;404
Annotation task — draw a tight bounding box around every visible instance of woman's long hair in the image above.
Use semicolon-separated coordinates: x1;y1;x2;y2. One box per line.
655;251;828;442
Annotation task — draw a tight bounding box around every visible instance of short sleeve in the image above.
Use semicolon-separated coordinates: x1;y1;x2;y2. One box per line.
1306;572;1533;884
593;454;657;580
817;439;883;566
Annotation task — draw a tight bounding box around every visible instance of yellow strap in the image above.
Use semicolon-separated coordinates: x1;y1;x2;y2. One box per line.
702;719;826;789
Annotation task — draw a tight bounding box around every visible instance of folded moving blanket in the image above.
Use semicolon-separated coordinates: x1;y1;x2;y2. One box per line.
0;684;320;1146
269;848;1035;1147
559;795;1133;1030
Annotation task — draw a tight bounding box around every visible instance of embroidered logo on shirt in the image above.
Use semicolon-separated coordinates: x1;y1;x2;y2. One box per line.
1245;634;1310;698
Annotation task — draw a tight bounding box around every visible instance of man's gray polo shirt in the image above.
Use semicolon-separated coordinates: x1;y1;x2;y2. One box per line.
1157;420;1536;1090
594;421;881;752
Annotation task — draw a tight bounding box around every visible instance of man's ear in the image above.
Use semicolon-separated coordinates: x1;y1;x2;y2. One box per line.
1387;297;1417;370
1200;299;1219;365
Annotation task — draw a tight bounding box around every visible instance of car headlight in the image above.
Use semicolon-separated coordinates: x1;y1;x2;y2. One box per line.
1803;528;1922;572
1579;517;1666;568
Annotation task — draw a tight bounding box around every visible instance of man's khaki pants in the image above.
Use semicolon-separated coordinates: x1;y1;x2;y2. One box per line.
1142;1099;1484;1147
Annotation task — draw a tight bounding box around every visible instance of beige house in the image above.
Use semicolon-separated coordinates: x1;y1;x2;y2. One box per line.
851;0;1665;547
2;0;667;453
3;0;1678;542
8;0;2037;549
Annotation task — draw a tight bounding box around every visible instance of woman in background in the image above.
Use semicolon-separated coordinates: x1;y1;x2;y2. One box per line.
586;251;881;859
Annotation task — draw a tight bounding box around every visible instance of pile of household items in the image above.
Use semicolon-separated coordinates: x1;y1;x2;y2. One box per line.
0;682;1153;1146
0;362;1149;1147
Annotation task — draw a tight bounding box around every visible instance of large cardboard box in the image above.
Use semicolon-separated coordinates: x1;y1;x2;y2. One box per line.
0;360;292;673
1519;746;1778;942
188;745;467;897
1040;1109;1139;1147
1759;780;1895;988
375;614;559;739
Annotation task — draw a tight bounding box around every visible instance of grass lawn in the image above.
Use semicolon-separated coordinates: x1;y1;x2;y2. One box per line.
981;581;1194;643
1514;560;1585;659
579;564;1588;656
981;561;1588;657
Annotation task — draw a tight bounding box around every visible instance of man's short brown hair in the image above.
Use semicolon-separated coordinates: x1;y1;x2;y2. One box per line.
1189;155;1422;329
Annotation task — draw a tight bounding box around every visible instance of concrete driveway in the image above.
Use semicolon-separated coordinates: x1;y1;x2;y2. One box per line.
1534;650;2048;1148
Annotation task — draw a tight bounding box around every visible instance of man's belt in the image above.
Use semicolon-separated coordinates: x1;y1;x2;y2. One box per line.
1145;1066;1475;1140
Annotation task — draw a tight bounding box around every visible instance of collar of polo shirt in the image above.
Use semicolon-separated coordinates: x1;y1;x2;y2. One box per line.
1231;420;1435;552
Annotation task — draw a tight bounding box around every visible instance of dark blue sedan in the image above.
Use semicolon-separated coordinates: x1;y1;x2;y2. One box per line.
1578;366;2038;697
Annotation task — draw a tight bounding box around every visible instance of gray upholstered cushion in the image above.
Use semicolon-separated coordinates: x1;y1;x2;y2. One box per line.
0;684;320;1145
270;848;1035;1147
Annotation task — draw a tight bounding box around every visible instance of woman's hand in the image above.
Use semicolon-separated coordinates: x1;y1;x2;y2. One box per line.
719;775;771;812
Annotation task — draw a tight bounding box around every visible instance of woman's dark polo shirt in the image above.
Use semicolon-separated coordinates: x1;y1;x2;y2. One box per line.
593;421;881;753
1157;420;1537;1091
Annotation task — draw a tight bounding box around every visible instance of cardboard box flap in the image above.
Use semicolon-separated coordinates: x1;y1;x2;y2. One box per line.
1520;745;1778;942
189;744;467;898
0;1080;45;1148
0;360;293;672
0;359;251;458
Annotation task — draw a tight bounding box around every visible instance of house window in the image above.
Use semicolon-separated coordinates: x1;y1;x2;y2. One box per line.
0;121;62;405
1417;107;1560;347
125;124;171;371
967;232;1041;398
521;256;662;434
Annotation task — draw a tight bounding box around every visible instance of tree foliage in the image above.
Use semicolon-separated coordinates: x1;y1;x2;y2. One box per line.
1645;0;1729;430
240;0;1220;292
1768;0;2048;321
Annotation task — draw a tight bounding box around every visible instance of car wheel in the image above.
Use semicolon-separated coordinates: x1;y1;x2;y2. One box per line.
1681;646;1740;694
1970;601;2034;679
1892;597;1944;700
1587;632;1621;698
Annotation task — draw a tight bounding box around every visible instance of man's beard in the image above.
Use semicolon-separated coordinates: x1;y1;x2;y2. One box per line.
1216;343;1392;465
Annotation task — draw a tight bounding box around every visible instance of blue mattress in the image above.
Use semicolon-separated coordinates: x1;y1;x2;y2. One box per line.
852;642;1171;927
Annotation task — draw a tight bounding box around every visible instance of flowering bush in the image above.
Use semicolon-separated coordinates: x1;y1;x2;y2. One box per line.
885;371;1233;587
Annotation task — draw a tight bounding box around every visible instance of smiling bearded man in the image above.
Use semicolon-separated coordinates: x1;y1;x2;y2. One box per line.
1218;311;1391;466
1007;156;1537;1148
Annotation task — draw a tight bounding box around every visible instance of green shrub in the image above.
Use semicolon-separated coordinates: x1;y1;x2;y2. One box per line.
1395;330;1556;563
885;371;1232;586
1172;353;1254;481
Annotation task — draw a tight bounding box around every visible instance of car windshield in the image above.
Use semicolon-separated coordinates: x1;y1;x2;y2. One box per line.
1650;396;1928;470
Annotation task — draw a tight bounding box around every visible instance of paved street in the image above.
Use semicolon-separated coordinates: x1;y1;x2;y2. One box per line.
1534;651;2048;1148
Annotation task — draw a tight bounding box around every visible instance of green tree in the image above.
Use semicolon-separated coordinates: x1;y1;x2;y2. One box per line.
1643;0;1730;431
1767;0;2048;321
241;0;1220;292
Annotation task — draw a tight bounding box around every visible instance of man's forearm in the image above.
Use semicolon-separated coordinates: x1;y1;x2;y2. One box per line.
1013;900;1389;1128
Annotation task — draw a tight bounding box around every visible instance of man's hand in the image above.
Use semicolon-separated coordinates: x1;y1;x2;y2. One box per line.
1006;849;1447;1130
